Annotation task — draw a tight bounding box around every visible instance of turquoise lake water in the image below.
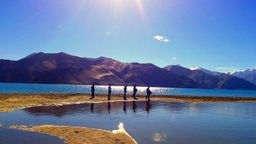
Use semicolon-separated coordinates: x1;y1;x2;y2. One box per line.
1;83;256;97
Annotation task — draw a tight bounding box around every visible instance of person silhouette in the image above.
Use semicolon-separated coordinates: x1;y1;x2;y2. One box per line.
108;84;112;100
145;86;152;102
123;85;127;100
90;84;95;99
132;85;138;100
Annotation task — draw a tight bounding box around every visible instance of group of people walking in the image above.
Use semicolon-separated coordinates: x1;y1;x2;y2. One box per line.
90;84;152;102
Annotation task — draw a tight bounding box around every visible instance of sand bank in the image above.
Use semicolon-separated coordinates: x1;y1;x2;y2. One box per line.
10;124;137;144
1;93;256;112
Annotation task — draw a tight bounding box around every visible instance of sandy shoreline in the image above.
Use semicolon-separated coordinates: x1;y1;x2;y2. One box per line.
10;124;137;144
1;93;256;113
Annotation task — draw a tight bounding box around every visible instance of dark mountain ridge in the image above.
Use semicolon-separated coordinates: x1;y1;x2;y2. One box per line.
0;52;255;90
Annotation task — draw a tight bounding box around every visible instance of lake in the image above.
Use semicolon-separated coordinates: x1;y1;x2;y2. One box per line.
1;83;256;97
0;101;256;144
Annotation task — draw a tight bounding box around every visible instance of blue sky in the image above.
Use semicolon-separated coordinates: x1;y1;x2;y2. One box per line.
0;0;255;72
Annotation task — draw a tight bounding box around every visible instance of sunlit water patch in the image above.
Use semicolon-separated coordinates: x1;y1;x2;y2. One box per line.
1;83;256;97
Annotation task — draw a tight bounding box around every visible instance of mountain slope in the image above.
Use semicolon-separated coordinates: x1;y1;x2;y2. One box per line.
232;69;256;85
0;52;197;88
0;52;255;90
164;65;256;90
189;67;222;76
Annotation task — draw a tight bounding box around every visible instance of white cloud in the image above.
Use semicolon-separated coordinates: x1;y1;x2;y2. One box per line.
154;35;164;41
163;39;169;42
154;35;169;43
153;132;167;142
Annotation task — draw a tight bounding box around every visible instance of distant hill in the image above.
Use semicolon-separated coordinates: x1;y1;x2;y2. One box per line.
164;65;256;90
232;69;256;85
0;52;255;90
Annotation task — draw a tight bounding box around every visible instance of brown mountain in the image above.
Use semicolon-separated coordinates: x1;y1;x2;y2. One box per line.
0;52;255;90
0;52;197;88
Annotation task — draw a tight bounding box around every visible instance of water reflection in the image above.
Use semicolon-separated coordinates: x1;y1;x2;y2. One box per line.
24;101;156;116
132;101;137;113
21;102;256;119
104;101;152;114
90;103;94;113
146;102;152;114
25;101;242;118
153;132;167;143
24;103;91;117
108;102;111;114
123;102;127;114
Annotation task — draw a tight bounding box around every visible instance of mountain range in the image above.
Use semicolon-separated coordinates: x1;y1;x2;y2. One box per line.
0;52;255;90
232;69;256;85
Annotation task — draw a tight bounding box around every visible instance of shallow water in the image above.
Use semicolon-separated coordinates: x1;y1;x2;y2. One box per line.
1;83;256;97
0;127;64;144
0;101;256;144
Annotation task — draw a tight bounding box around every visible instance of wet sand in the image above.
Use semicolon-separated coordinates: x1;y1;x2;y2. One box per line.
10;125;137;144
1;93;256;113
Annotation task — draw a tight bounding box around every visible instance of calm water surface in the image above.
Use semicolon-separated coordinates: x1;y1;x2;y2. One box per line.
0;102;256;144
0;128;63;144
1;83;256;97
